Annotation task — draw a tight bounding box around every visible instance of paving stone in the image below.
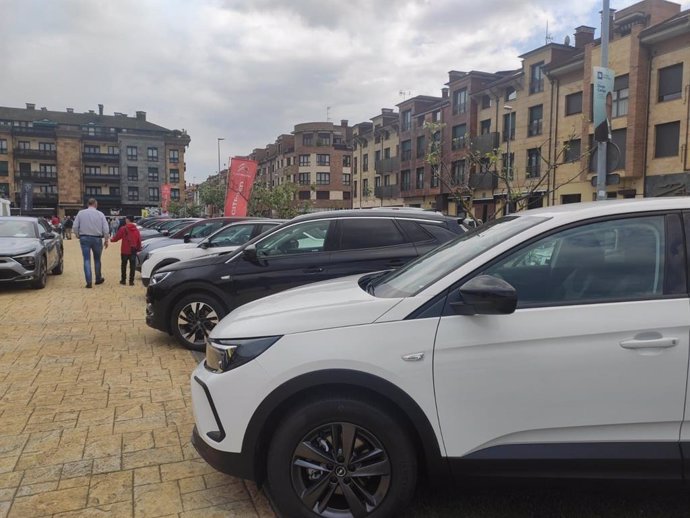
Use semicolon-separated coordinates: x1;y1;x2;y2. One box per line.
8;486;88;517
87;470;133;506
133;481;182;518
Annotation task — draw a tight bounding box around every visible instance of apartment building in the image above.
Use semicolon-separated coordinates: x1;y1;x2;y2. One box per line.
0;104;190;216
251;121;353;211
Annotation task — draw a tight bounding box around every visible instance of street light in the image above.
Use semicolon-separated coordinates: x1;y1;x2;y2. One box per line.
217;137;225;215
504;105;513;215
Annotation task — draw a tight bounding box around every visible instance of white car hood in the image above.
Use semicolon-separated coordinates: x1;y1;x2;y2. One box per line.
149;242;197;254
211;274;403;338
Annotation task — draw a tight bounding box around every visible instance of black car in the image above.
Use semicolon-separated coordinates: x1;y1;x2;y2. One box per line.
146;210;466;350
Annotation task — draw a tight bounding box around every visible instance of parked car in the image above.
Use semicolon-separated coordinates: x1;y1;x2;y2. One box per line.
137;217;262;268
190;198;690;517
0;216;63;289
141;220;282;287
146;210;465;349
140;218;201;241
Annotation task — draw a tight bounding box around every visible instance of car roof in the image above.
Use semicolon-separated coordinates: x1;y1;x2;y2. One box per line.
0;216;39;223
520;198;690;221
292;209;455;222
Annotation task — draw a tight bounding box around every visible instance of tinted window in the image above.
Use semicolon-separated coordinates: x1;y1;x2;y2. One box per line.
397;220;433;243
420;223;457;242
482;216;666;306
339;218;405;250
208;225;255;247
256;220;331;257
191;221;224;238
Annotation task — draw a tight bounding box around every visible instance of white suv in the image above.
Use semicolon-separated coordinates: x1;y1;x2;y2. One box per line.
191;199;690;517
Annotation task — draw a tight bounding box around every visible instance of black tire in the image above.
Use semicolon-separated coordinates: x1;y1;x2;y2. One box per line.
31;258;47;289
170;293;226;350
51;253;63;275
266;397;417;518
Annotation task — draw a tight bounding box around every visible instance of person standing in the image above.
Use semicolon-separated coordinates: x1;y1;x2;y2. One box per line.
111;215;142;286
110;217;119;237
73;198;109;288
63;216;73;239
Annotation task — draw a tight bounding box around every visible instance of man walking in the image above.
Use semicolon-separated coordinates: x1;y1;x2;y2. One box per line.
73;198;109;288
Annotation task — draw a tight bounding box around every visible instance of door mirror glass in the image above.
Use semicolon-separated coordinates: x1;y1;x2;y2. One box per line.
183;233;191;243
243;245;259;263
199;242;209;249
451;275;517;315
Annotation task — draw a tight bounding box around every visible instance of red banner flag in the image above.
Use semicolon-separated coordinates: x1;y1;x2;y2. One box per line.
224;157;258;217
161;183;172;213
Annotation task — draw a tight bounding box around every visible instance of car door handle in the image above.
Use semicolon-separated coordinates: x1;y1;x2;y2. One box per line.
619;337;678;349
303;267;324;274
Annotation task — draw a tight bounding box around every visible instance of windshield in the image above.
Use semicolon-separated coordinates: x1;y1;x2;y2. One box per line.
0;220;37;238
371;215;549;298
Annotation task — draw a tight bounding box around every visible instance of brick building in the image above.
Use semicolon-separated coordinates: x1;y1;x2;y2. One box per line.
0;104;190;216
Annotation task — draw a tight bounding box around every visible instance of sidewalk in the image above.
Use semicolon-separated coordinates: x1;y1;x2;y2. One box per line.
0;237;274;517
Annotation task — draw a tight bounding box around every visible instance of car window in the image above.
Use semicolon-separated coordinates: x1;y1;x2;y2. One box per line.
191;222;222;238
397;220;433;243
208;225;255;247
482;215;666;306
0;220;37;237
338;218;405;250
420;223;459;242
256;220;331;257
259;223;280;234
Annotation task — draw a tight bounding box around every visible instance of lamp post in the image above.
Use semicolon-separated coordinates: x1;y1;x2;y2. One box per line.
217;137;225;215
504;105;513;214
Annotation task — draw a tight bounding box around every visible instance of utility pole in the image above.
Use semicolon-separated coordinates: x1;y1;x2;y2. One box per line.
504;105;513;214
217;137;225;215
596;0;610;201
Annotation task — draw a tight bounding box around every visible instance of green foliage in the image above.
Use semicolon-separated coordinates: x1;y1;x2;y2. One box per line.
167;200;203;217
198;180;225;210
248;182;305;219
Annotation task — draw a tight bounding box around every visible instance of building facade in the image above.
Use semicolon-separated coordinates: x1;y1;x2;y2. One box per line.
0;104;190;216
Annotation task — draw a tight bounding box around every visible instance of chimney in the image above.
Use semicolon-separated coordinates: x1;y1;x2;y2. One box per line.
136;111;146;121
340;119;348;128
442;87;449;99
26;103;35;110
574;25;596;48
98;104;104;116
66;108;74;113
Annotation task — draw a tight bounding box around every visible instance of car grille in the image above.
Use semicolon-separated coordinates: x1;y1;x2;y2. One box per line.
0;270;20;280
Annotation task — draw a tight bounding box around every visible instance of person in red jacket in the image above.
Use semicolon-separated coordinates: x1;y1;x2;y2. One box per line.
111;215;142;285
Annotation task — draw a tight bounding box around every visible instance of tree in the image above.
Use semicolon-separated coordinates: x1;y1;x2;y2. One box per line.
198;178;225;216
248;182;306;219
167;200;203;217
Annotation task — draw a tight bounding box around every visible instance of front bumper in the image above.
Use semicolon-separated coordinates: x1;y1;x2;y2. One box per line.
191;426;255;480
0;257;38;283
145;289;172;333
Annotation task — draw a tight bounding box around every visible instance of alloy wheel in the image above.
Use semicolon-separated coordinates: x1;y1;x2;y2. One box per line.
291;422;391;517
176;301;219;346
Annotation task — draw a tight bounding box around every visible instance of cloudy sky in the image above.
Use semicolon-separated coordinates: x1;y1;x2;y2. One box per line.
3;0;688;183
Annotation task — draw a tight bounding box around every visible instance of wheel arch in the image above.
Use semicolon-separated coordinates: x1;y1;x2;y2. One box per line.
165;282;229;334
245;369;449;486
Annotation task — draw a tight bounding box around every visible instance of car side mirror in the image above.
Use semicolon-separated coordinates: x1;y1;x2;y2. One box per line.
41;232;55;240
183;233;191;243
242;245;260;264
199;242;210;249
450;275;517;316
161;230;170;236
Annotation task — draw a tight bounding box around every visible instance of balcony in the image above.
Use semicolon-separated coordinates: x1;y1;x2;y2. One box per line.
33;192;59;203
11;125;56;138
83;194;121;204
82;131;118;142
83;152;120;164
83;172;121;183
13;148;57;160
375;157;399;174
16;170;57;182
374;185;401;198
470;132;500;154
469;171;498;190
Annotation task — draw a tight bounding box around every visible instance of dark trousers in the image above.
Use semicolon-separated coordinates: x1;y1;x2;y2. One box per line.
121;253;136;283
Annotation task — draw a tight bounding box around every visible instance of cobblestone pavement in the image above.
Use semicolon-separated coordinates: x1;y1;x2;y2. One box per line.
0;237;275;518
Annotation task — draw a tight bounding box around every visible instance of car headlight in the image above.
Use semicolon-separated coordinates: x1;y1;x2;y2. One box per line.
150;271;172;285
205;336;282;373
14;255;36;269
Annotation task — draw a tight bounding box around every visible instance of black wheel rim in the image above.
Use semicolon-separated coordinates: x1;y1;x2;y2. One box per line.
177;301;219;346
291;422;391;517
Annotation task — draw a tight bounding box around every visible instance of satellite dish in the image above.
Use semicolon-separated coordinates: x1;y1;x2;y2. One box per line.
564;35;571;46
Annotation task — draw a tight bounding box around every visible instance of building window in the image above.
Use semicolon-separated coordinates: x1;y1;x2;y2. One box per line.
655;121;680;158
110;187;121;196
501;152;515;180
384;174;391;186
18;141;30;150
298;190;310;200
316;190;329;200
108;146;119;155
401;110;412;131
432;110;440;122
147;147;158;161
561;194;582;204
108;166;119;176
658;64;683;102
317;133;331;146
416;135;426;159
316;154;330;166
84;145;100;154
85;187;102;195
316;173;330;185
528;105;543;137
565;91;583;115
343;155;351;167
481;95;491;109
40;185;58;194
85;166;101;175
298;172;310;185
480;119;491;135
451;160;465;185
171;188;180;200
401;170;411;191
39;142;56;151
39;164;56;173
342;174;351;185
169;149;179;163
452;124;466;150
416;167;424;189
353;180;357;198
0;183;9;196
0;162;7;176
527;148;540;178
127;146;137;160
148;187;159;201
529;62;544;94
613;75;629;117
18;162;30;174
127;166;138;181
502;112;516;141
0;140;6;154
430;170;439;188
169;169;180;183
564;139;581;163
362;179;369;196
299;154;310;166
343;191;351;201
302;133;313;146
401;140;412;161
362;154;369;172
453;88;468;115
505;87;517;101
128;186;139;201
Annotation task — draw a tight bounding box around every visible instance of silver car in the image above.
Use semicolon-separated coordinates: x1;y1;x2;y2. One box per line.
0;216;63;289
